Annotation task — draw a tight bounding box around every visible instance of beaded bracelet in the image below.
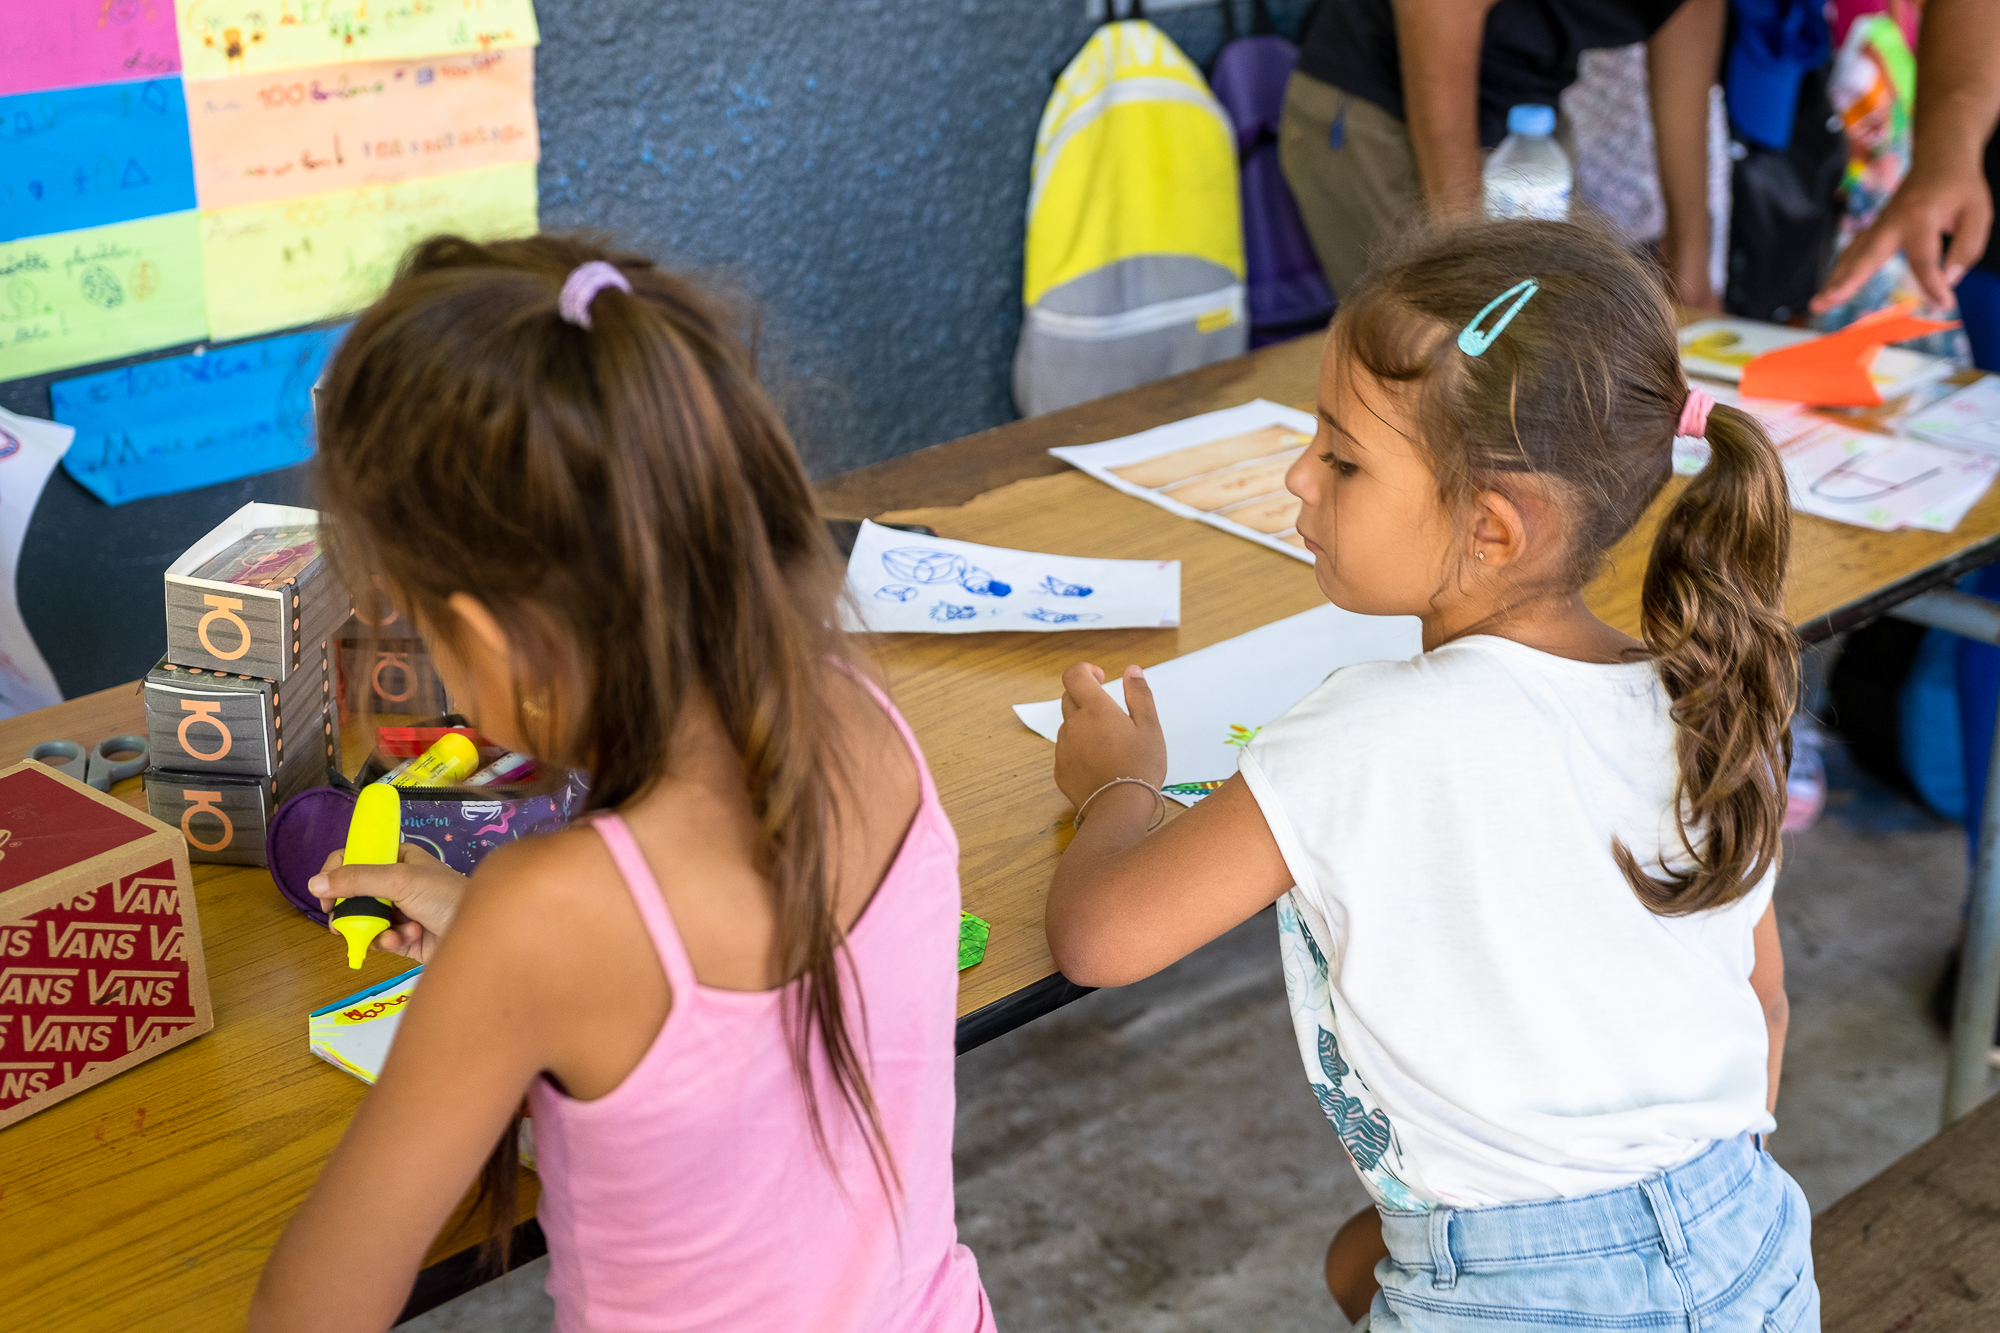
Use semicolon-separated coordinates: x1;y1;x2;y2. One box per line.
1074;776;1167;832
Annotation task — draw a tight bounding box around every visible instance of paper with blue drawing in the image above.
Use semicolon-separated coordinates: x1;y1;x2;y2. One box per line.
1012;604;1422;805
842;520;1180;633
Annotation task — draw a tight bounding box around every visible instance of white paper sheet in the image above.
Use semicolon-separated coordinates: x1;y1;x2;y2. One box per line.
1905;377;2000;459
1679;317;1958;398
1012;603;1421;804
1776;421;2000;532
1048;400;1319;564
842;520;1179;633
0;407;73;718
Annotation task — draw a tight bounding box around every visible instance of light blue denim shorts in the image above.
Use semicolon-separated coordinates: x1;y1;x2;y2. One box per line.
1367;1134;1819;1332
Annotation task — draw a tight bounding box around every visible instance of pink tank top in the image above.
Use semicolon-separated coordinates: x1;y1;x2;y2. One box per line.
528;680;991;1333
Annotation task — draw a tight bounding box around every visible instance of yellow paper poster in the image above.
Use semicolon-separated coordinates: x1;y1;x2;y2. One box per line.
187;48;539;210
1;212;208;380
199;159;537;340
176;0;538;81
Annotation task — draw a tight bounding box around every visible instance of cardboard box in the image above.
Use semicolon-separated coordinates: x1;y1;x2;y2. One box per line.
143;770;274;867
0;760;211;1131
143;646;336;801
164;503;349;681
337;625;449;716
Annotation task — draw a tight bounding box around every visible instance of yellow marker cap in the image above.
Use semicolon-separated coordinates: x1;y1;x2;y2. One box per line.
387;732;480;789
344;783;402;865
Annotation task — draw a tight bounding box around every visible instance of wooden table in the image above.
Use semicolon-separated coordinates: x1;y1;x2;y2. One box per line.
7;332;2000;1330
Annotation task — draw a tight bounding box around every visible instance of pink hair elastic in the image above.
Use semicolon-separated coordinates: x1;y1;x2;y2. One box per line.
558;261;631;330
1678;386;1716;439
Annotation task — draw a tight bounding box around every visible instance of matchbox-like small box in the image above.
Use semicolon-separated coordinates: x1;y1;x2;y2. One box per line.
143;647;336;802
0;760;211;1132
144;770;274;867
164;502;350;682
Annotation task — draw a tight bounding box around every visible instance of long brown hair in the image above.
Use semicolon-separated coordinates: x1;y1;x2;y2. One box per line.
1334;218;1797;915
314;233;895;1263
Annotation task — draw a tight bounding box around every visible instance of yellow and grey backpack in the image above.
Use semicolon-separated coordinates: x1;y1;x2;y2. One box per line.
1014;18;1246;417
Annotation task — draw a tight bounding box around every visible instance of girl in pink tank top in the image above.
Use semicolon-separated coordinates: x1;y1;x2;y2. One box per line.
252;236;990;1333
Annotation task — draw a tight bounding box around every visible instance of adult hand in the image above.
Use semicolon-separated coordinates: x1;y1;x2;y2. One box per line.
310;843;467;962
1660;234;1723;313
1814;161;1995;312
1054;662;1168;812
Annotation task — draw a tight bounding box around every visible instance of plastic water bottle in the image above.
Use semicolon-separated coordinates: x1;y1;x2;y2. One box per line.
1483;104;1571;221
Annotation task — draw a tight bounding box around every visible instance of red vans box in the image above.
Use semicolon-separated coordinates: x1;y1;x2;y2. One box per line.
0;759;211;1131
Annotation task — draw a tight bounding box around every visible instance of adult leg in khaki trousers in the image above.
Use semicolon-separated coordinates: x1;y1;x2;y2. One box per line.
1278;71;1424;299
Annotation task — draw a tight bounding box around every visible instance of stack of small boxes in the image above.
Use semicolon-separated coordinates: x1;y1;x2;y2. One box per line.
143;503;350;865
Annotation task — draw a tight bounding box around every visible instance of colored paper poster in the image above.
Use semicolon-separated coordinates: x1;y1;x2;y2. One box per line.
198;159;536;341
0;212;207;381
0;79;198;242
187;47;538;210
52;323;347;505
175;0;540;82
0;407;76;717
1;0;183;97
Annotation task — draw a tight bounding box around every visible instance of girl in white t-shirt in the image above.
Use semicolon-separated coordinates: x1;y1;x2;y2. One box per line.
1043;219;1815;1332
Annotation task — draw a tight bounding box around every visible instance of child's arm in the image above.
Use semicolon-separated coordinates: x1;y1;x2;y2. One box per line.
1047;663;1296;987
1749;903;1787;1115
250;844;591;1332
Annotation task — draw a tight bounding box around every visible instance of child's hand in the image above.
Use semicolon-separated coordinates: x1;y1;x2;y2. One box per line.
310;844;467;963
1055;662;1168;810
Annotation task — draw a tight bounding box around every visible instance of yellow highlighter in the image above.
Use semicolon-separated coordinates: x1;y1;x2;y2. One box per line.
330;783;402;969
385;732;480;789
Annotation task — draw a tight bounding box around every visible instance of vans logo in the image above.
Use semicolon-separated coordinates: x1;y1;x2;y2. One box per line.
0;967;79;1006
87;969;178;1007
0;1062;55;1100
1;926;32;958
20;1014;114;1053
148;926;187;962
126;1016;194;1050
44;922;140;960
113;876;182;917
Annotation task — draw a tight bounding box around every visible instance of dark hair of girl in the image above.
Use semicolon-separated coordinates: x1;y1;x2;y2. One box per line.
314;233;895;1265
1333;217;1797;916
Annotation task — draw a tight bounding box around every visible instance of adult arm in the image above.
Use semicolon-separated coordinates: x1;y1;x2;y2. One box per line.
1392;0;1504;215
1814;0;2000;311
1748;902;1788;1115
1045;664;1295;987
1646;0;1725;310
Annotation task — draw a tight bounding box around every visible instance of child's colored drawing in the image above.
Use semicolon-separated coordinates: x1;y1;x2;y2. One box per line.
1040;576;1093;596
1023;607;1101;625
876;585;917;602
1224;723;1263;750
960;566;1012;596
931;603;978;622
1162;779;1228;800
883;547;964;584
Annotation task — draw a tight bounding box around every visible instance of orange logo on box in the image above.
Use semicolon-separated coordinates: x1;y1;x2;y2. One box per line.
180;791;234;852
197;595;252;660
0;1062;54;1099
372;652;415;703
44;922;139;960
87;970;178;1007
114;876;182;916
0;967;78;1006
177;700;233;761
20;1015;114;1053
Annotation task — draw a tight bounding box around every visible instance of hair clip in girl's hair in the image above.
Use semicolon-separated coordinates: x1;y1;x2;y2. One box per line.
1456;279;1540;357
558;261;632;330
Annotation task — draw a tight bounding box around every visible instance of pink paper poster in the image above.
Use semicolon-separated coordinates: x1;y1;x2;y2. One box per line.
2;0;183;97
186;48;539;209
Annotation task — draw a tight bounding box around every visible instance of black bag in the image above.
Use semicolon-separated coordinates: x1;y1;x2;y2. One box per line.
1725;64;1846;323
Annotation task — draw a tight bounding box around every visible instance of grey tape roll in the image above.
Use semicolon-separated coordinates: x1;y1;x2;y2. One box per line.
26;739;88;784
87;735;149;790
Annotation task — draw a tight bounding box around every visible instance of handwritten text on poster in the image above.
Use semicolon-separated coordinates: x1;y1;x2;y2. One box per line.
0;212;207;380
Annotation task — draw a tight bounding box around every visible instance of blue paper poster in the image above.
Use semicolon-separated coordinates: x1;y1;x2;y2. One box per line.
0;79;198;242
52;324;347;505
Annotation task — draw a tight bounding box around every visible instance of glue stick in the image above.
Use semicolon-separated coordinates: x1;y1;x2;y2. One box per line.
383;732;480;789
330;783;401;969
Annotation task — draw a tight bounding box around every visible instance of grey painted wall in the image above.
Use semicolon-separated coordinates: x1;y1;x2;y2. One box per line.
3;0;1310;696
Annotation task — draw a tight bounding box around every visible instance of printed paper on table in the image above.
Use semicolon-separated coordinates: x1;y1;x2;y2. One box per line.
843;520;1180;633
0;408;76;717
175;0;541;81
0;79;198;242
1679;317;1957;400
198;159;537;340
2;0;183;98
1049;400;1318;563
1776;420;1999;533
1013;603;1421;804
1904;377;2000;459
52;324;346;504
309;966;420;1084
0;212;208;381
186;48;539;210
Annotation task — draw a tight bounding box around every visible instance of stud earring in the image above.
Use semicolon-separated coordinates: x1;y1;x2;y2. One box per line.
1476;549;1486;562
521;697;548;720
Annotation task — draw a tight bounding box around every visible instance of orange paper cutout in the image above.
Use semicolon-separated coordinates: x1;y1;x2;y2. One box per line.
1739;303;1959;406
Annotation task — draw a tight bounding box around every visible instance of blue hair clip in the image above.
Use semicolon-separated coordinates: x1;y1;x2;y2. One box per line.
1457;279;1540;357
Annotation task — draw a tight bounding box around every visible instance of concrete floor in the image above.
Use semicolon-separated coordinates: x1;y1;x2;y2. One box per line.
404;726;1989;1333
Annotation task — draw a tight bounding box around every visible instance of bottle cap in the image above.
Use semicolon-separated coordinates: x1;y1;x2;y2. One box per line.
1506;104;1557;137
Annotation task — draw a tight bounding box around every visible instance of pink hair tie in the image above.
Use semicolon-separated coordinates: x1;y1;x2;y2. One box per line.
558;261;631;330
1678;386;1716;439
